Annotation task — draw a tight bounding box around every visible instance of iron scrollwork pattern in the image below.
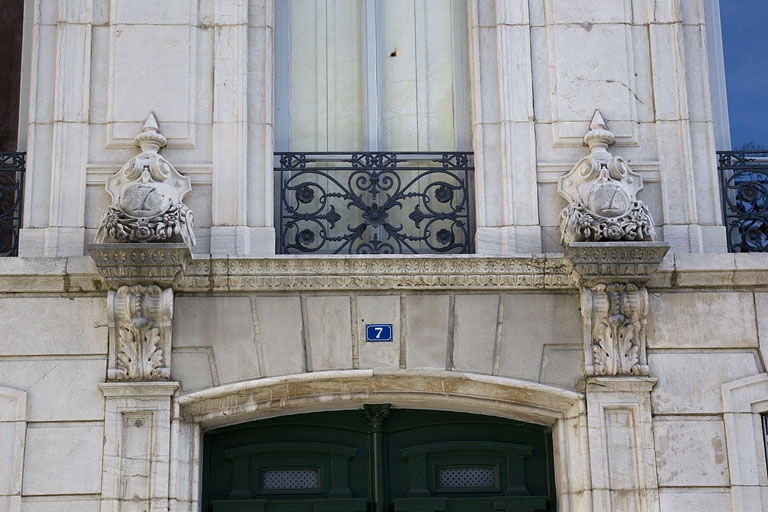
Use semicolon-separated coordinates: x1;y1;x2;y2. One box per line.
718;150;768;252
275;152;474;254
0;152;25;257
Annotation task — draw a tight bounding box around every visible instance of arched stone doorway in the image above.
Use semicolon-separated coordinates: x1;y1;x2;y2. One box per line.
202;407;557;511
174;370;590;511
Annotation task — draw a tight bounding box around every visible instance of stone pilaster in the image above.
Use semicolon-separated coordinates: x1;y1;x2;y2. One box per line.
99;382;178;512
583;377;660;511
565;241;668;512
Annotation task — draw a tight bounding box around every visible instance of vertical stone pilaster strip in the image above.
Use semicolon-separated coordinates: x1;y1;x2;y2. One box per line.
99;382;179;512
585;377;660;512
471;0;541;254
210;0;250;255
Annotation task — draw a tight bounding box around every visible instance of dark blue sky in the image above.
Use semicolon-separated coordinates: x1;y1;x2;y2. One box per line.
720;0;768;149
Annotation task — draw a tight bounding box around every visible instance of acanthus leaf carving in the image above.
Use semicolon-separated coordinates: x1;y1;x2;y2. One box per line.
583;282;649;377
107;284;173;381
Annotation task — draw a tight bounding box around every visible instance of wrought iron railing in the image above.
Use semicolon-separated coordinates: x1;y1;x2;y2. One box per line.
718;150;768;252
275;152;474;254
0;152;25;256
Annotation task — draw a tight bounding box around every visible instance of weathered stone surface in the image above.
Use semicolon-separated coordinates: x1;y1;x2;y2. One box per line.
253;296;305;377
357;295;401;369
658;490;733;512
18;497;101;512
23;424;104;495
649;352;761;414
173;296;258;384
538;344;582;389
498;293;581;382
403;296;450;368
648;292;758;349
452;295;499;374
172;348;216;391
88;243;190;287
565;241;670;286
754;293;768;369
0;298;107;355
0;359;106;421
306;296;354;371
653;419;730;487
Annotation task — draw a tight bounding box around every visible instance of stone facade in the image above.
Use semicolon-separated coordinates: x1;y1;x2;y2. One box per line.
1;1;766;511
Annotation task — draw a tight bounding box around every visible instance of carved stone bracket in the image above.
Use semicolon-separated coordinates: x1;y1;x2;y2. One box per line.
107;285;173;381
565;241;669;378
581;282;649;376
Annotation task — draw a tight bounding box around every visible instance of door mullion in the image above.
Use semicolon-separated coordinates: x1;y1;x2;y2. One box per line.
364;404;391;512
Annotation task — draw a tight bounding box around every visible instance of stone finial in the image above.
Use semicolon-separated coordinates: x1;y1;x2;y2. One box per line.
557;110;655;245
95;113;195;246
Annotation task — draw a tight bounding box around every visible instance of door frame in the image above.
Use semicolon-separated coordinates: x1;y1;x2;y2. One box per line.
171;369;590;511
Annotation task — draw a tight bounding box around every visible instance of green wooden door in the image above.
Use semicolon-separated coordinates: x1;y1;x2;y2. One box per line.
203;407;556;512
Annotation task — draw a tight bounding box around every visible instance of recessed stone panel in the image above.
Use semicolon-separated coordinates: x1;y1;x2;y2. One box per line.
23;424;103;495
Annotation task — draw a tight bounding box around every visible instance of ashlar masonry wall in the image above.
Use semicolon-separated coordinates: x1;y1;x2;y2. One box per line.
0;254;767;510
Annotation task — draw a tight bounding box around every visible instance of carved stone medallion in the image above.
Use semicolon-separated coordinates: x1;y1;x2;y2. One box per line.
95;113;195;246
558;110;656;245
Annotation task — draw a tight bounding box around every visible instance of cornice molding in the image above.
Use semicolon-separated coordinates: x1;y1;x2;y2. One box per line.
175;255;572;291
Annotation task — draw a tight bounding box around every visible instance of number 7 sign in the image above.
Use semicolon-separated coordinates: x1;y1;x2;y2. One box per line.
365;324;393;342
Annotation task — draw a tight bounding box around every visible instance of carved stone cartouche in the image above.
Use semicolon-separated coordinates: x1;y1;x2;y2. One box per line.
95;113;195;246
558;110;655;245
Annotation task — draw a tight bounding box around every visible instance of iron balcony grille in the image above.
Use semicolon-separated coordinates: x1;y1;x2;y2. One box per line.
0;152;25;257
718;150;768;252
275;152;474;255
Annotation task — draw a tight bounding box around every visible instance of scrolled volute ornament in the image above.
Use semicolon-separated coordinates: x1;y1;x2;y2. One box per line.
558;110;656;245
95;113;195;246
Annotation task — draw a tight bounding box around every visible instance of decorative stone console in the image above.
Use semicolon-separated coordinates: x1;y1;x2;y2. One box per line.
560;111;670;512
89;114;194;512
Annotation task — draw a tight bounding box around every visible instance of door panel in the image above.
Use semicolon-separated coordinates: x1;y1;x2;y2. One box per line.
203;408;556;511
